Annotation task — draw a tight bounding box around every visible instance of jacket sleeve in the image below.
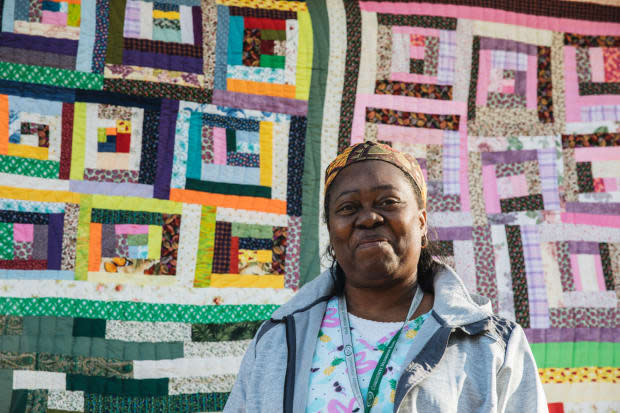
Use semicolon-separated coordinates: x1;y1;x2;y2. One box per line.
496;324;548;412
223;336;258;413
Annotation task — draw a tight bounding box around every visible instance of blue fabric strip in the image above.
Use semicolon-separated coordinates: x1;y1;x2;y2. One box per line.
76;0;97;72
0;270;75;280
214;6;229;91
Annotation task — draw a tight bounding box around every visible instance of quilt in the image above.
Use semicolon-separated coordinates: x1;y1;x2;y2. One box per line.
0;0;618;411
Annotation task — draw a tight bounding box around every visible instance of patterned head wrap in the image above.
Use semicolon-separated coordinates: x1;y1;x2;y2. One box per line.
324;141;427;207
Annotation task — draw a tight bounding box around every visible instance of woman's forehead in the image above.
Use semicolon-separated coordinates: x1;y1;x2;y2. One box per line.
329;160;412;195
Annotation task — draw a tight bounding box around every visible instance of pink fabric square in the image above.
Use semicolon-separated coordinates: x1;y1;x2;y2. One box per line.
41;10;68;25
603;47;620;82
13;224;34;243
603;178;618;191
476;50;492;105
569;254;582;291
510;174;529;197
115;224;149;234
526;55;537;110
409;34;425;46
501;84;515;94
482;165;501;213
212;127;227;165
590;47;605;82
410;46;425;59
594;254;607;291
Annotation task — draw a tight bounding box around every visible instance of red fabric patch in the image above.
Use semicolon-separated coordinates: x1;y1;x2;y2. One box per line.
229;236;239;273
593;177;606;192
548;403;564;413
603;47;620;82
59;103;74;180
244;17;285;31
116;133;131;153
260;39;274;55
0;259;47;270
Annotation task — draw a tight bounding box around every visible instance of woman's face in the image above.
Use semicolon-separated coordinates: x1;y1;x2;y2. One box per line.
327;160;427;290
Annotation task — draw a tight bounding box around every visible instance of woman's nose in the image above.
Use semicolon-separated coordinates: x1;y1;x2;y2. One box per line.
355;207;383;228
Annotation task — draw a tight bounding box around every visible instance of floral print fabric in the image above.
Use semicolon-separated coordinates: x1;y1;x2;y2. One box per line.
307;297;429;413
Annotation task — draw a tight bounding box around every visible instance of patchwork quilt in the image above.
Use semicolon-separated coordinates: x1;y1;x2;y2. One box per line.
0;0;618;411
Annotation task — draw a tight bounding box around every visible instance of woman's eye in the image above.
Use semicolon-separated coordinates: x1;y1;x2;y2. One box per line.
379;198;398;207
337;204;356;213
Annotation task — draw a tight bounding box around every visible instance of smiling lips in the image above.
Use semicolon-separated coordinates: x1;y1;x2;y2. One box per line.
356;238;389;249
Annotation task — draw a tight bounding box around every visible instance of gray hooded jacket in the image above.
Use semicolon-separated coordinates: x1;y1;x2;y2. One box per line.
224;264;548;412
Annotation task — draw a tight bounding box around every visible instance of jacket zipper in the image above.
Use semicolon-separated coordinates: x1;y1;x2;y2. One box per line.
284;315;297;413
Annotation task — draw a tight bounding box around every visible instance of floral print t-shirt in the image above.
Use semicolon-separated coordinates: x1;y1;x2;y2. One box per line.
306;297;430;413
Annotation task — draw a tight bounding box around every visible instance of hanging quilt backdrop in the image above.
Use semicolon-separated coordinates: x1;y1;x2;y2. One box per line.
0;0;618;411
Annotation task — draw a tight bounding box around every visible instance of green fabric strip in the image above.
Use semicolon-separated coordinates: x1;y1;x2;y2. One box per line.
84;392;229;412
73;317;107;338
23;316;73;337
230;222;273;239
185;178;272;198
0;155;59;179
260;54;285;69
260;29;286;41
530;341;620;368
0;351;133;378
105;0;127;65
10;389;27;413
0;297;277;324
300;0;328;286
0;335;182;361
91;209;164;225
74;194;93;281
191;320;263;342
127;234;148;246
194;206;216;288
0;315;22;335
0;222;13;260
226;128;236;152
0;369;12;413
0;62;103;90
68;374;168;396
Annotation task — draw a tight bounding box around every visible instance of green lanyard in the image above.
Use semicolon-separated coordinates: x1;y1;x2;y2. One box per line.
338;286;424;413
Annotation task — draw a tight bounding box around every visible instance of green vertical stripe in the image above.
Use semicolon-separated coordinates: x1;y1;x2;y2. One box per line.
300;0;328;286
74;194;93;281
106;0;127;64
194;206;216;287
226;128;236;152
530;341;620;368
0;223;13;260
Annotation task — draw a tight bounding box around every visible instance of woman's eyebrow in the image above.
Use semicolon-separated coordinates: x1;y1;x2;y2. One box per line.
334;185;398;201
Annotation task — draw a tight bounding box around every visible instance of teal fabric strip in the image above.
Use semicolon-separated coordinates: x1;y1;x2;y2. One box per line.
67;374;168;396
73;317;106;338
0;297;278;324
13;0;28;21
0;334;183;361
76;0;97;72
228;16;244;66
84;392;230;412
300;0;329;286
187;112;203;180
23;316;74;337
0;369;12;413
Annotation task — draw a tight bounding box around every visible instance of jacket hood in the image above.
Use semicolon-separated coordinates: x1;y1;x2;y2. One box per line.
271;263;493;327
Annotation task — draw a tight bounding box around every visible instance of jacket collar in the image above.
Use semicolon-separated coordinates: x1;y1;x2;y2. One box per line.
271;262;493;328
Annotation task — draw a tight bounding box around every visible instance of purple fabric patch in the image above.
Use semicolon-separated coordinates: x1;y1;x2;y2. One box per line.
525;327;620;343
212;90;308;117
567;241;600;255
192;6;202;47
47;213;64;270
122;49;203;73
154;99;179;199
0;33;78;55
433;226;473;241
101;224;116;258
479;37;537;55
514;71;527;97
565;202;620;215
32;224;48;260
481;150;538;165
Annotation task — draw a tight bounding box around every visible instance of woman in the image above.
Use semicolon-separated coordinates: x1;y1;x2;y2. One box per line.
224;142;547;412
